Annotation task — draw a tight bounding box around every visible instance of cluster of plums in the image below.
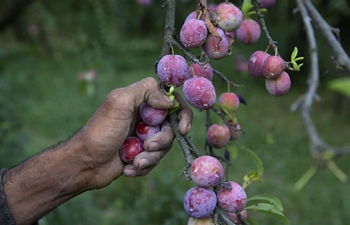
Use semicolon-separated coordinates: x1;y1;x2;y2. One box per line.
119;103;167;163
248;50;291;96
184;155;248;224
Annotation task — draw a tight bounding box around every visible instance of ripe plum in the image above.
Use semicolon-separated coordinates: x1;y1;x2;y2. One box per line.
157;54;191;87
119;136;144;164
218;92;240;112
248;50;270;78
216;181;247;213
180;19;208;49
139;102;168;126
216;2;243;32
262;55;285;78
182;77;216;110
206;124;230;148
190;156;224;188
191;62;213;81
265;71;291;96
135;121;160;142
183;187;217;219
236;19;261;45
202;28;230;60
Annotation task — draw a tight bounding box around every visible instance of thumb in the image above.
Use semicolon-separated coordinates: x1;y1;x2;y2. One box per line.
125;77;174;109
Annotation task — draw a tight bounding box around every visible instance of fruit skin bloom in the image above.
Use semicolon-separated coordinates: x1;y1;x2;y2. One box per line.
190;155;224;188
180;19;208;48
265;71;291;97
157;54;191;87
206;124;230;148
202;28;230;60
182;77;216;110
216;181;247;213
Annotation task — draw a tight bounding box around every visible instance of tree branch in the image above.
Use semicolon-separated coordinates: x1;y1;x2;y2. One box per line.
304;0;350;73
294;0;349;163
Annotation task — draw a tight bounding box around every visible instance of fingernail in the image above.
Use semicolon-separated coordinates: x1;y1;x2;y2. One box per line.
138;158;149;169
186;123;191;132
148;142;160;151
124;170;136;177
163;94;173;103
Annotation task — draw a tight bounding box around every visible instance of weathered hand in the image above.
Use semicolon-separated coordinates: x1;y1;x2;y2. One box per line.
77;77;192;189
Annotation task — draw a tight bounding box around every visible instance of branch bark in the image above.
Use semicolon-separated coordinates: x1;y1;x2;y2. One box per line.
304;0;350;73
294;0;350;162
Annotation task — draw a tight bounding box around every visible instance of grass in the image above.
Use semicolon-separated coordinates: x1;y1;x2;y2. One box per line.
0;33;349;225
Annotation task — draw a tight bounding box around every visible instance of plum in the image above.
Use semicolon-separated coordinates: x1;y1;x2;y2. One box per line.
216;181;247;213
265;71;291;96
218;92;240;112
206;124;231;148
190;155;224;188
183;187;217;219
227;120;242;140
260;0;277;8
182;76;216;110
248;50;270;78
188;217;214;225
216;2;243;32
180;19;208;48
119;136;144;164
135;121;160;142
139;102;168;126
191;62;213;81
262;55;285;78
236;19;261;45
202;28;230;60
157;54;191;87
227;209;248;224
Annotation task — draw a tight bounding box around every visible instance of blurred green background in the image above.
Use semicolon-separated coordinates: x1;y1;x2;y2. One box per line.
0;0;349;224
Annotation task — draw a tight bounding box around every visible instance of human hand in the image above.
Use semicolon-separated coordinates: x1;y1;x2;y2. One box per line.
76;77;192;190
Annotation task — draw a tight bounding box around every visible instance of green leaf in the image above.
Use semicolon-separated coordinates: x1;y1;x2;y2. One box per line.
242;0;253;16
247;194;284;211
294;56;304;61
292;61;299;71
168;98;180;115
242;171;263;189
245;203;290;225
327;77;350;98
242;147;264;177
291;47;298;61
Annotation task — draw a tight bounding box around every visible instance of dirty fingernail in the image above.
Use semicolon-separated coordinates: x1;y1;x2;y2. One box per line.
124;170;136;177
138;158;149;169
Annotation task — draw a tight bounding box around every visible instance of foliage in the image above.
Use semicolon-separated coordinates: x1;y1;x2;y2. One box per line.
0;0;349;224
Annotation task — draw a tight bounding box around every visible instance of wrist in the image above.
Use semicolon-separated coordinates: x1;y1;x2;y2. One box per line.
2;134;94;225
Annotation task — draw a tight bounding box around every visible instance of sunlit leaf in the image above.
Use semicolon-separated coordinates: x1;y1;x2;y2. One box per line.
294;56;304;61
247;194;284;211
242;0;253;16
245;203;290;225
291;47;298;61
292;61;298;71
327;77;350;98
